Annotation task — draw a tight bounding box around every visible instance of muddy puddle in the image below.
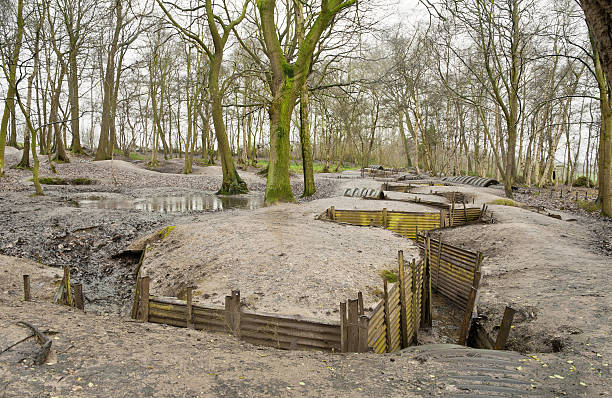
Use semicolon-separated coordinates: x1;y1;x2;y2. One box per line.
77;193;264;213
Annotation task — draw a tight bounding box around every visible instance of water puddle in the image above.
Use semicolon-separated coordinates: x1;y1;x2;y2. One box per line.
77;193;264;213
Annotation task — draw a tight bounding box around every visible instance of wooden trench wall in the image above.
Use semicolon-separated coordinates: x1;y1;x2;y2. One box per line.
327;206;484;239
133;287;343;352
132;206;484;354
325;207;484;348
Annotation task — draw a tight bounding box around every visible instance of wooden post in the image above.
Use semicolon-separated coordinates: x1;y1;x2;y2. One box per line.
340;301;348;352
435;237;443;290
398;251;409;348
358;315;369;353
357;292;364;315
186;287;194;329
72;283;84;310
494;306;516;350
575;191;579;201
382;208;388;228
383;280;391;352
330;206;336;221
63;266;73;307
23;275;30;301
458;271;481;345
138;276;150;322
410;259;418;344
462;201;468;223
225;290;241;335
421;237;432;328
347;299;359;352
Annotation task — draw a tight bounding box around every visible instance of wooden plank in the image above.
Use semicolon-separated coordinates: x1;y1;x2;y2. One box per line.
72;283;84;310
383;279;391;353
239;322;341;343
398;251;409;348
458;270;482;345
149;308;186;321
186;288;194;329
494;307;517;350
237;310;340;327
410;259;418;344
340;301;347;352
192;314;228;328
239;314;340;335
240;334;339;351
149;315;187;328
347;299;359;352
358;315;369;352
139;277;150;322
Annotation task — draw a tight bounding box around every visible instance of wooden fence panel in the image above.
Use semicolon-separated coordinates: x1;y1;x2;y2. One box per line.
386;212;441;240
146;295;342;352
367;302;387;353
334;210;383;226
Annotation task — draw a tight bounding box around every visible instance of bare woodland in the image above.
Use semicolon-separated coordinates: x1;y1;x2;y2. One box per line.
0;0;609;214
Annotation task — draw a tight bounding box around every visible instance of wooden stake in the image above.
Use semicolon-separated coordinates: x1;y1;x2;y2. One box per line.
347;299;359;352
63;266;73;307
398;251;409;348
382;208;388;228
186;287;194;329
458;271;481;345
494;306;516;350
72;283;84;310
340;301;348;352
383;280;391;352
421;237;432;328
358;315;369;353
357;291;364;315
138;276;150;322
330;206;336;220
410;259;418;344
23;275;30;301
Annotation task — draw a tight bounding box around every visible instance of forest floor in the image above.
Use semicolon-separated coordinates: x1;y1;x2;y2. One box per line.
0;148;610;396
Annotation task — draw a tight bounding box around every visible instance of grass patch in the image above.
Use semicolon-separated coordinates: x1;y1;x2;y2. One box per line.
158;225;176;239
578;199;601;213
255;160;359;174
129;152;145;161
489;199;518;207
380;269;398;283
34;177;94;185
367;286;383;299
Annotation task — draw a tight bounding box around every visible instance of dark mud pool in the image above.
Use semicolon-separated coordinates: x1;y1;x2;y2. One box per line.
77;193;265;213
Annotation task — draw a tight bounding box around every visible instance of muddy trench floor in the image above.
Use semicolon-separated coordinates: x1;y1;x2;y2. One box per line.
0;187;218;315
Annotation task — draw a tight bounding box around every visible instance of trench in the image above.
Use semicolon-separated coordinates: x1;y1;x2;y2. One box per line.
0;189;265;316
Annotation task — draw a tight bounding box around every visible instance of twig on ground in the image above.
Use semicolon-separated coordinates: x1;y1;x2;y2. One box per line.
0;333;35;356
16;321;52;365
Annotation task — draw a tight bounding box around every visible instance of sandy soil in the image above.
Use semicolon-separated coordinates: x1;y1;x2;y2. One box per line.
141;196;422;321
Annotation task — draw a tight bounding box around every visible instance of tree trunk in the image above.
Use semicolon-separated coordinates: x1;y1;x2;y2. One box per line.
0;0;24;176
265;86;295;202
299;81;315;197
210;57;247;194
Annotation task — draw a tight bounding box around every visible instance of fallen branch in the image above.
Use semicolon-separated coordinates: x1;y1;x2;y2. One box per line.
0;333;35;356
16;321;52;365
